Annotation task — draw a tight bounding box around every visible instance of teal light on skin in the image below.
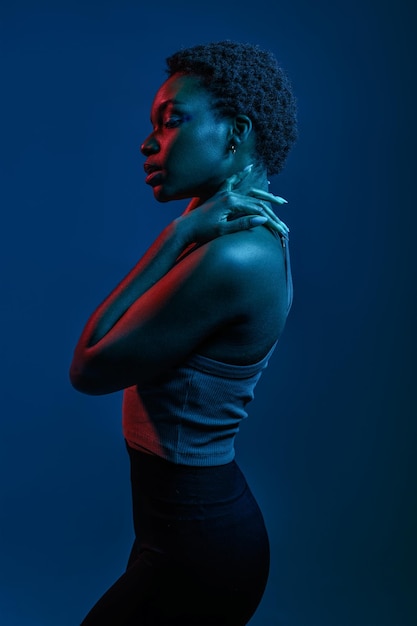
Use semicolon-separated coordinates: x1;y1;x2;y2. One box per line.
141;73;265;204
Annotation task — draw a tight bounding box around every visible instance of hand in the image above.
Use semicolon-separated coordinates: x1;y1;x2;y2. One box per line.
246;187;290;238
178;166;289;244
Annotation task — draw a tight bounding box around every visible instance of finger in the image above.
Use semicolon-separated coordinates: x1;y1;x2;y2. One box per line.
225;214;287;238
233;163;254;186
249;188;288;204
256;209;289;236
256;200;283;221
226;196;289;232
221;177;235;193
223;194;289;237
221;214;268;234
248;188;288;205
262;218;289;236
256;201;290;234
220;164;254;193
230;189;288;227
227;208;288;237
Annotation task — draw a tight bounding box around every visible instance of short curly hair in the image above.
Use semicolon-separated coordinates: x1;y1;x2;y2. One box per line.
166;40;298;175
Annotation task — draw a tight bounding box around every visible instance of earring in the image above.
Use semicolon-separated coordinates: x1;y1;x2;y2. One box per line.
229;143;237;154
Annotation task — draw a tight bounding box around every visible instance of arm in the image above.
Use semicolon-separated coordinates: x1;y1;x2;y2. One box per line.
69;174;288;394
69;227;250;394
78;220;190;348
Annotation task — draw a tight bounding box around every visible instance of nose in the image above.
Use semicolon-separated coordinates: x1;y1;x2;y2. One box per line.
140;132;160;156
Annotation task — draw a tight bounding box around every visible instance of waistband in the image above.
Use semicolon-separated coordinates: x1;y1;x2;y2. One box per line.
126;442;247;506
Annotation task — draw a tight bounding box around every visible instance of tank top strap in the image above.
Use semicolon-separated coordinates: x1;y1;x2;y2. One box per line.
280;233;294;313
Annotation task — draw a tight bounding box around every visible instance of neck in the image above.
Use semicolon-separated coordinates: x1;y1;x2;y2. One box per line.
242;164;269;192
186;164;269;211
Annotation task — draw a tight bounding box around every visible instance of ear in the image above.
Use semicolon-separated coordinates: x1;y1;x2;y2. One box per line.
230;114;253;146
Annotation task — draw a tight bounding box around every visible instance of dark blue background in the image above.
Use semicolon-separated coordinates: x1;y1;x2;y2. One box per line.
1;1;416;624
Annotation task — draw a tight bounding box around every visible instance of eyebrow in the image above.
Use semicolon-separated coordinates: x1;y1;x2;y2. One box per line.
159;98;185;110
151;98;186;123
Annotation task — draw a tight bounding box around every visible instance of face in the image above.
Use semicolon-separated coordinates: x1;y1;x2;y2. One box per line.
141;73;232;202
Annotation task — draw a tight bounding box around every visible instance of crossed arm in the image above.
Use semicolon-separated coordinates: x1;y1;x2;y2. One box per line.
69;175;288;394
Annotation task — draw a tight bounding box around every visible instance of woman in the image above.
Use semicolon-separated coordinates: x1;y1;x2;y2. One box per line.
70;40;297;626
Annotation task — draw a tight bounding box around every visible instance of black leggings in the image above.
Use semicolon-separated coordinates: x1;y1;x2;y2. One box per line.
80;445;270;625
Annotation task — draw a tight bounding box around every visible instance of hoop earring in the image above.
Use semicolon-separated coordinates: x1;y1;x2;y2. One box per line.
229;143;237;154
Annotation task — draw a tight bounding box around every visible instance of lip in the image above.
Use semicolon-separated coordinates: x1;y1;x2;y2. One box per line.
144;161;161;174
144;162;163;185
145;170;164;186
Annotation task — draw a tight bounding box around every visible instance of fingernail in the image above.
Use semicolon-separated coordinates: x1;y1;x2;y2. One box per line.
250;216;267;226
243;164;254;172
276;196;288;203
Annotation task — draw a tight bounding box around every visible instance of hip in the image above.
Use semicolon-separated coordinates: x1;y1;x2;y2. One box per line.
126;442;269;555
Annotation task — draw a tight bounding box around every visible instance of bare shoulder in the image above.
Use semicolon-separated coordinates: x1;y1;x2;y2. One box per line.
200;226;286;295
192;226;289;362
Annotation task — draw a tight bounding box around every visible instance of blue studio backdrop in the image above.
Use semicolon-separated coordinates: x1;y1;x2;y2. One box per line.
0;1;416;625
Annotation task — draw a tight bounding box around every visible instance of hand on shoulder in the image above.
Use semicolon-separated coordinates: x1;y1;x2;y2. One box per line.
177;166;289;245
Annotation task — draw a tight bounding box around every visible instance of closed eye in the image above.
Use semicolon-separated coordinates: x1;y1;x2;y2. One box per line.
163;117;183;129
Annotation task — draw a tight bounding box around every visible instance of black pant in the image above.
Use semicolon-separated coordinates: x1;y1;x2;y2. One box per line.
80;445;270;625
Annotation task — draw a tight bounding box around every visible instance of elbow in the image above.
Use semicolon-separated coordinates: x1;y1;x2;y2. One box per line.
69;356;112;396
69;362;98;395
69;352;135;395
